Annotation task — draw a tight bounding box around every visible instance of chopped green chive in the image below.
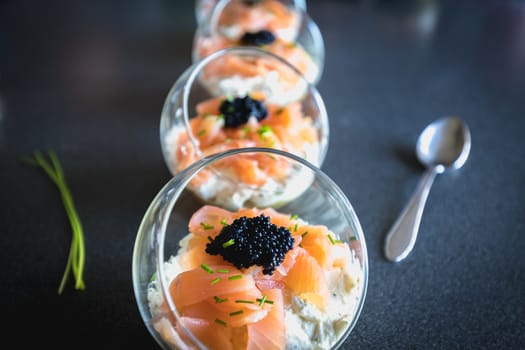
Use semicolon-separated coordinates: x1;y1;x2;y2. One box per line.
290;214;299;220
211;277;221;285
220;218;229;226
229;310;244;316
222;239;235;248
301;231;309;237
214;296;228;303
217;114;225;120
235;299;255;304
294;223;299;232
256;296;274;305
215;318;227;326
276;108;284;115
217;268;230;273
208;235;214;242
257;125;273;137
149;272;157;283
200;222;214;230
201;263;213;274
228;275;242;281
197;129;206;136
327;233;343;245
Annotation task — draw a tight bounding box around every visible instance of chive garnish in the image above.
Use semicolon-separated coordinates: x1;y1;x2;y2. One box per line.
256;297;274;305
290;214;299;220
217;268;230;273
228;275;242;281
211;277;221;285
222;239;235;248
229;310;244;316
214;296;228;303
220;218;229;226
294;223;299;232
200;222;214;230
257;125;273;136
208;235;213;242
301;231;309;237
235;299;255;304
22;150;86;294
197;129;206;136
149;272;156;283
201;263;213;274
327;233;343;245
215;318;227;326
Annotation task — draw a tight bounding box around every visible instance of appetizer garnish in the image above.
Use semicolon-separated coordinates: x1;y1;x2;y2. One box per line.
206;214;295;274
219;95;268;127
240;29;276;46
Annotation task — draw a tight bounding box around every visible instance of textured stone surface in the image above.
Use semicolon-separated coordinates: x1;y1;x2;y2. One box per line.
1;0;523;348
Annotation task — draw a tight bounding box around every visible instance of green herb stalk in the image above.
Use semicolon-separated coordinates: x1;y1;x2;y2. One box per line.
23;150;86;294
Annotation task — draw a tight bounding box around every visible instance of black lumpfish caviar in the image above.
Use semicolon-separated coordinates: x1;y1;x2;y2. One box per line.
240;30;276;46
206;215;294;275
219;95;268;128
242;0;263;7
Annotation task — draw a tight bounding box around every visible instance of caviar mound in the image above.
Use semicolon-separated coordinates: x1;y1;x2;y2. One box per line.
219;95;268;128
240;30;276;46
206;214;294;274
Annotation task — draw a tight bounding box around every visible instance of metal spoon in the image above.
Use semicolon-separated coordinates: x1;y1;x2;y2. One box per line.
384;116;471;262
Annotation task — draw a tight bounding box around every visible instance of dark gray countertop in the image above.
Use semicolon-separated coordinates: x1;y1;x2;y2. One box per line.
1;0;524;349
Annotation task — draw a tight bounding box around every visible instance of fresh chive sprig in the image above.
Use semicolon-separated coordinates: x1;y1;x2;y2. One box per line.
22;150;86;294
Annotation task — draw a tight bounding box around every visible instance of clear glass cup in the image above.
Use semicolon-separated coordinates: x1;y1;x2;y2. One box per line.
132;147;369;350
195;0;308;27
192;0;324;84
160;46;329;208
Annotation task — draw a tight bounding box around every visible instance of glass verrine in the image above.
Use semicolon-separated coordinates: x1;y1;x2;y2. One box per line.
192;0;324;85
132;147;368;350
195;0;308;29
160;46;329;209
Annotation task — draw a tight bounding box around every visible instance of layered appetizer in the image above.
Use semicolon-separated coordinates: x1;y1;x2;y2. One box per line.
194;0;320;88
163;92;322;209
148;205;365;349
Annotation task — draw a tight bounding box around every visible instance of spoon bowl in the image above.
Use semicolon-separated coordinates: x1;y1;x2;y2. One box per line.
416;116;471;173
384;116;471;262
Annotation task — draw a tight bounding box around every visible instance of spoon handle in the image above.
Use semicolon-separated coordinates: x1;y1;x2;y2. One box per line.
384;168;437;262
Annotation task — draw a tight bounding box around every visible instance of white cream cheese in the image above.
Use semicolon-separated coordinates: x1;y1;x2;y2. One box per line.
202;71;310;106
